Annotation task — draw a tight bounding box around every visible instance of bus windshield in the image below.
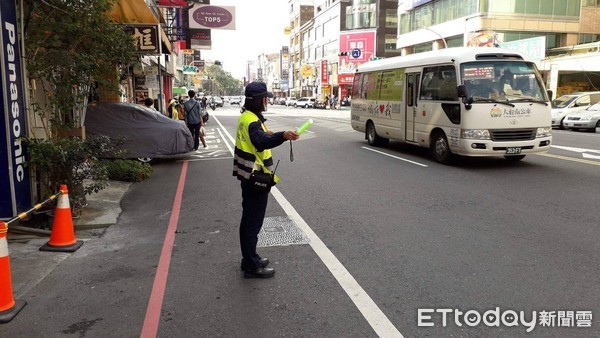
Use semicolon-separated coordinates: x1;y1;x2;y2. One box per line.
461;61;548;103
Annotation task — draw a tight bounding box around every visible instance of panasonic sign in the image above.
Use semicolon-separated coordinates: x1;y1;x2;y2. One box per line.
1;0;32;217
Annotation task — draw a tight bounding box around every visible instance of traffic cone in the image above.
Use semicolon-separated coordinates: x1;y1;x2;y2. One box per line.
39;185;83;252
0;221;27;323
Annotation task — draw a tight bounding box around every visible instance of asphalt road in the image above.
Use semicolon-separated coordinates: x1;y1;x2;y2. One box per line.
3;104;598;337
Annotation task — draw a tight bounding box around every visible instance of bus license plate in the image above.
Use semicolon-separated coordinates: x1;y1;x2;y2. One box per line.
506;147;521;154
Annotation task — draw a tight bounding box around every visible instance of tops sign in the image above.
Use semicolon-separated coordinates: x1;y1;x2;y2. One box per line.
189;5;235;30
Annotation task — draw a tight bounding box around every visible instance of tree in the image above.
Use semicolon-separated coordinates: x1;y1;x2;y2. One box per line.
23;0;136;132
201;64;243;96
22;0;136;205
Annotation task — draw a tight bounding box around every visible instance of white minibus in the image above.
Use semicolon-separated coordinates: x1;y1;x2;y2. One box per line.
350;47;552;163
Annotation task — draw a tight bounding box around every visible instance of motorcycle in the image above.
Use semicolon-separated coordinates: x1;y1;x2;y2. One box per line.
210;101;216;111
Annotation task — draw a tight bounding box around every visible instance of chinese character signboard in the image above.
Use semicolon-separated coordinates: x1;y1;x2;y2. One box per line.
321;60;329;84
338;73;355;85
125;25;159;54
499;36;546;63
339;30;376;74
189;29;211;50
281;46;289;90
0;0;32;217
189;5;236;30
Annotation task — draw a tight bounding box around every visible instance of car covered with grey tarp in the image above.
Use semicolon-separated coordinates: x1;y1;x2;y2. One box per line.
85;102;194;162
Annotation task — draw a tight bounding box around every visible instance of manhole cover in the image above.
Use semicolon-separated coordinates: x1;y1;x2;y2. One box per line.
257;216;310;247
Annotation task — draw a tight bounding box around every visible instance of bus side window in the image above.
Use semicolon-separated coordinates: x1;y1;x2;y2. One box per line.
420;71;434;100
438;69;458;101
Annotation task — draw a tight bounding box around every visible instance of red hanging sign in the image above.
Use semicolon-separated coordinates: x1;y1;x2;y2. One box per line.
321;60;328;84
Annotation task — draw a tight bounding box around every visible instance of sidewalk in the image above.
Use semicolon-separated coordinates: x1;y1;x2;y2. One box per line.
6;180;131;299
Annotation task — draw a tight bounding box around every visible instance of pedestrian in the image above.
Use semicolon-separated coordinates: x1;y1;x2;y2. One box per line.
143;97;155;110
183;90;207;150
167;99;179;119
233;81;299;279
331;95;337;110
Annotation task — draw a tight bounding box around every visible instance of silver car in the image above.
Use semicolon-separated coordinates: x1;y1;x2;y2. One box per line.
563;102;600;132
551;92;600;129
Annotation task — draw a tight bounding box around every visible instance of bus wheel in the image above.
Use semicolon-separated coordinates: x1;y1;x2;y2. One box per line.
366;122;389;147
504;155;526;161
431;132;453;164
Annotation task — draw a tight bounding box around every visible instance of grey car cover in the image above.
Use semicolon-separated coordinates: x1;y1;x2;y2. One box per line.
85;102;193;158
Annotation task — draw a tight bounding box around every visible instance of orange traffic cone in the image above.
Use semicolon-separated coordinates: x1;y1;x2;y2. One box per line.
0;221;27;323
39;185;83;252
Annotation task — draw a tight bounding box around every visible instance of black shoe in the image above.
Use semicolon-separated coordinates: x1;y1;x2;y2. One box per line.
243;267;275;279
240;258;269;271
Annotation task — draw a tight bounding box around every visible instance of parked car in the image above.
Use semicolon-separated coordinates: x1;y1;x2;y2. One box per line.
274;97;287;105
295;97;315;108
551;91;600;129
230;96;242;105
213;96;224;107
285;97;298;106
85;102;194;163
563;102;600;132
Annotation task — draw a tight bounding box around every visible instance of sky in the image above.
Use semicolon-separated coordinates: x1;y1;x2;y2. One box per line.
199;0;291;79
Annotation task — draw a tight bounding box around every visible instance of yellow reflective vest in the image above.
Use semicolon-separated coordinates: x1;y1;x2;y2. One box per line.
233;111;277;181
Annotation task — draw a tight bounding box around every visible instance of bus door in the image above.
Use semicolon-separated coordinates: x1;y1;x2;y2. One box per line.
405;73;419;142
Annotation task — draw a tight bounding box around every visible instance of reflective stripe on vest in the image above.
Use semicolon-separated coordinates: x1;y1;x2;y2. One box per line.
233;111;274;180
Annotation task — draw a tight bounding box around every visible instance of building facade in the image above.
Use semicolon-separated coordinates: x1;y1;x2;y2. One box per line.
286;0;400;101
396;0;600;96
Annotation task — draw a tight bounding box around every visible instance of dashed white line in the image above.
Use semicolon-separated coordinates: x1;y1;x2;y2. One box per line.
362;146;429;167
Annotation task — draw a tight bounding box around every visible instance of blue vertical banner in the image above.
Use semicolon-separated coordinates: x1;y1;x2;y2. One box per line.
0;0;32;218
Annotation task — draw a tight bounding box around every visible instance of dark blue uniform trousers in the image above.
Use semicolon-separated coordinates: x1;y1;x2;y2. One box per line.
240;180;269;271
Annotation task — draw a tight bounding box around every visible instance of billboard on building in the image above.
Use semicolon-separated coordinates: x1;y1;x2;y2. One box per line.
281;46;289;91
499;36;546;63
189;28;211;50
339;30;376;74
124;25;160;54
189;5;236;30
321;60;329;84
0;0;32;217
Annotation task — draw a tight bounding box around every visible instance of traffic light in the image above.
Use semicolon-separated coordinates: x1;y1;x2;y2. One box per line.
339;51;349;56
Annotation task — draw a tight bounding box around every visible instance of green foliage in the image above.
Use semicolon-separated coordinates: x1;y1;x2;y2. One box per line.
201;64;243;96
24;0;136;130
25;135;121;207
103;159;153;182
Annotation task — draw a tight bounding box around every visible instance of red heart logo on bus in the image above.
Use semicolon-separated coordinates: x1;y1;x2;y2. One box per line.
379;105;384;113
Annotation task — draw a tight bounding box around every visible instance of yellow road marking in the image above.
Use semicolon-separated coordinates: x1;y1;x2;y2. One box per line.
536;153;600;166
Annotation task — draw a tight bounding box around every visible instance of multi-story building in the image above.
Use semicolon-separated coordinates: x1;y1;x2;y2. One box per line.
396;0;600;96
287;0;400;101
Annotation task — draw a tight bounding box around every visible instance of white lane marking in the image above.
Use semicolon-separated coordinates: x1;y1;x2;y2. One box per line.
362;147;429;167
216;115;403;338
552;145;600;160
270;188;403;338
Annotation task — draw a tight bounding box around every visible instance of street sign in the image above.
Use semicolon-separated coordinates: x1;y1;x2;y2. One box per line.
182;65;198;74
351;48;361;59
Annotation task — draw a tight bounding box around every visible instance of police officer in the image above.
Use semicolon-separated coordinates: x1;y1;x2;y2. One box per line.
233;82;299;278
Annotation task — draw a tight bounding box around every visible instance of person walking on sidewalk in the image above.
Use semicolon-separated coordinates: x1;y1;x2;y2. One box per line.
183;90;207;150
233;81;299;279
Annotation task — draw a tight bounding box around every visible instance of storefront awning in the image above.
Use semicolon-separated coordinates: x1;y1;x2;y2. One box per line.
110;0;173;54
172;87;188;95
